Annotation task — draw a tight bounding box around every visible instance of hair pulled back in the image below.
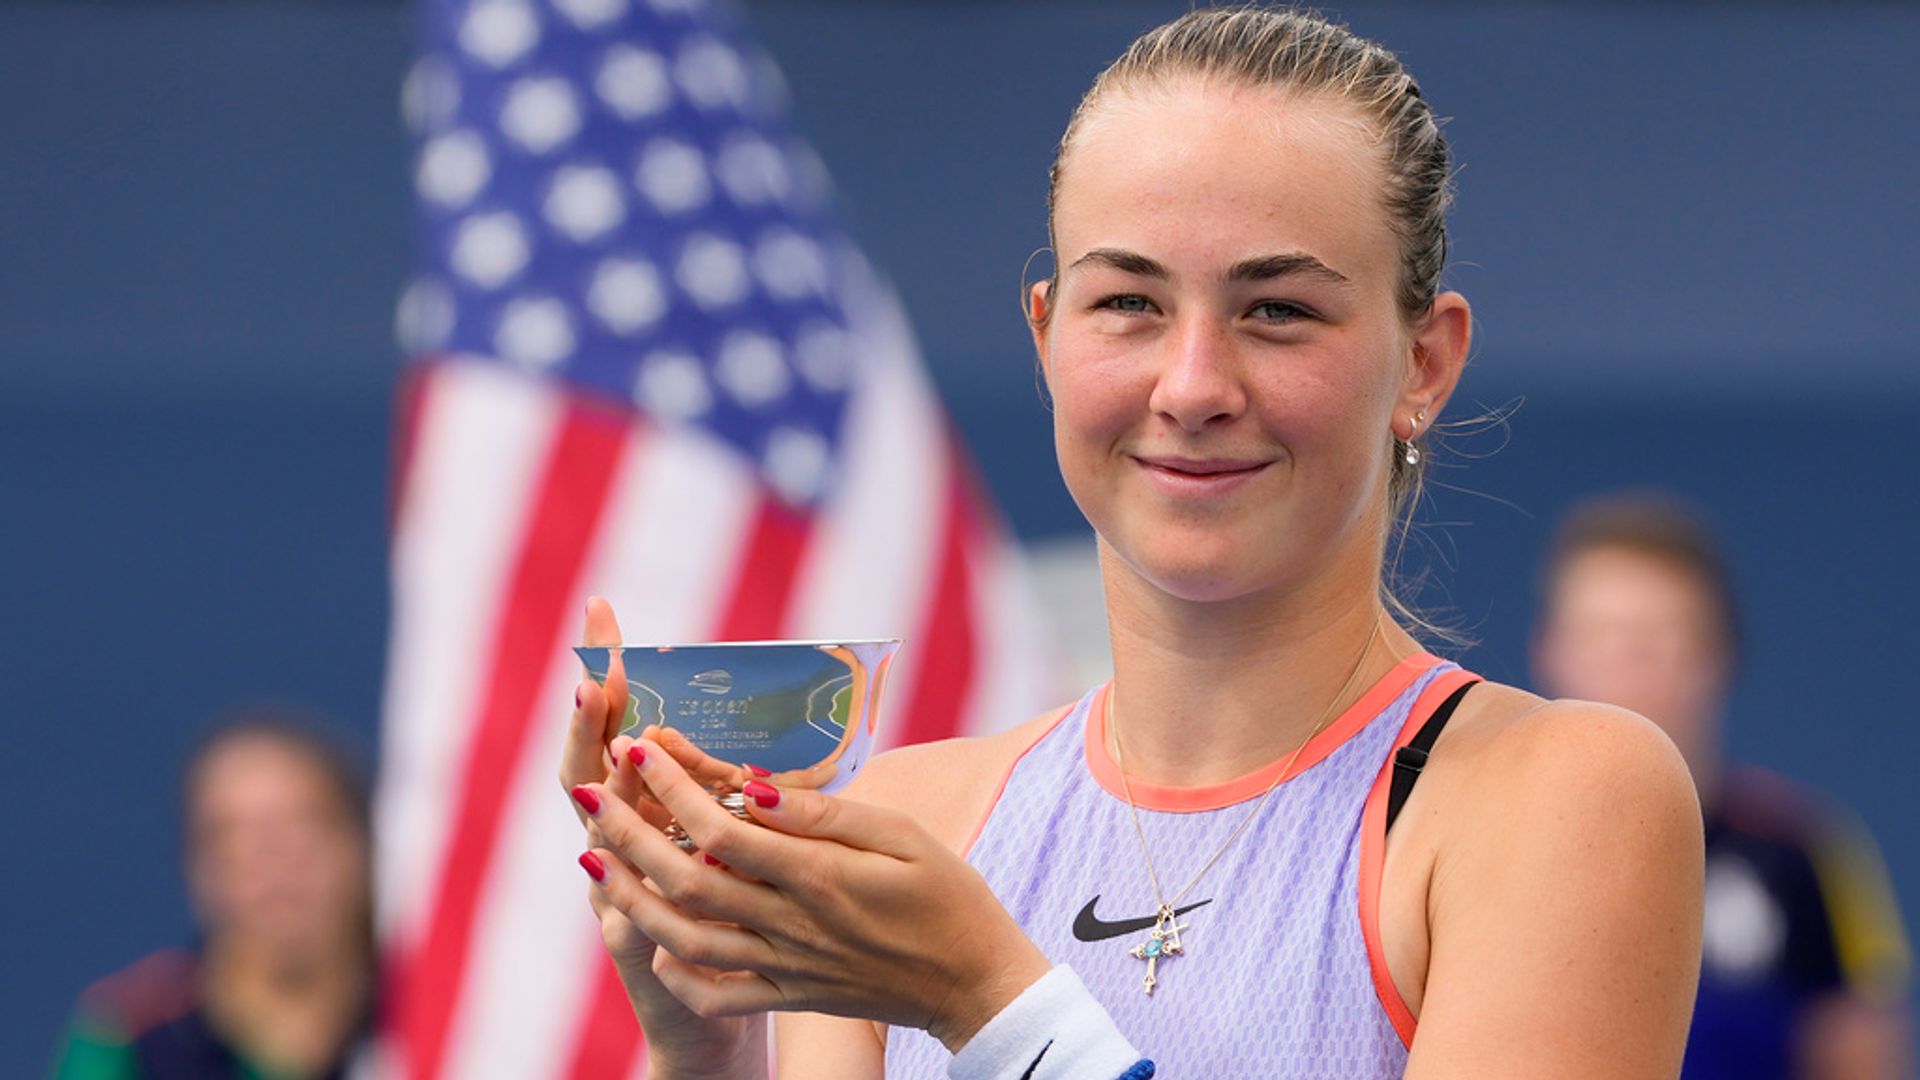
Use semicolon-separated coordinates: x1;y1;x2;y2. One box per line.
1041;5;1459;635
1047;6;1452;321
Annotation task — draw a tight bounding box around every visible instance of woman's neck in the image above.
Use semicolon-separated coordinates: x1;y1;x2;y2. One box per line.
1100;546;1422;788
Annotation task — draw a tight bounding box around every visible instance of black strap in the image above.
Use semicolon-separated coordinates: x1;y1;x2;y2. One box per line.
1385;681;1478;834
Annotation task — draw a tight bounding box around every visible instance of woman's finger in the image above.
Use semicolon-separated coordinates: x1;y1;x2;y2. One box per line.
652;952;789;1019
583;595;624;648
583;596;630;739
580;850;662;960
560;676;616;812
624;740;811;882
581;843;779;974
607;739;676;833
740;780;927;861
644;725;754;789
607;733;645;806
573;777;779;929
561;596;629;810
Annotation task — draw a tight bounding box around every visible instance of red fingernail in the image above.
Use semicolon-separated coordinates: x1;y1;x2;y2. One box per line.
578;851;607;882
570;785;601;815
743;779;780;809
703;853;725;867
744;763;771;778
574;687;582;709
627;744;647;768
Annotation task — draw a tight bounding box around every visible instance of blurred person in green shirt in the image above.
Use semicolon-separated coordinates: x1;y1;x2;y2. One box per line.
50;713;374;1079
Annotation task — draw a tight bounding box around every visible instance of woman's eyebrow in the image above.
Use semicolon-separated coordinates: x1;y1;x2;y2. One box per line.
1225;253;1350;285
1067;247;1167;279
1065;248;1350;286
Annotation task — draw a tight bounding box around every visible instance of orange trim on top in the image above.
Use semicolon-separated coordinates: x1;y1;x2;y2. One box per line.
959;704;1078;858
1356;666;1482;1050
1083;653;1441;813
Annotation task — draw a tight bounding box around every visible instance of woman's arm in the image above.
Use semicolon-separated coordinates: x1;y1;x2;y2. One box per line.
1405;701;1703;1078
574;738;1053;1051
765;719;1076;1079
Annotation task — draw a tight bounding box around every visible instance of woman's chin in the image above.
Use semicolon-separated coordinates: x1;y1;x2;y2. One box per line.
1114;543;1271;605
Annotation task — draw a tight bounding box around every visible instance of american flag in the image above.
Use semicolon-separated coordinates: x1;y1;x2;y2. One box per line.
375;0;1057;1077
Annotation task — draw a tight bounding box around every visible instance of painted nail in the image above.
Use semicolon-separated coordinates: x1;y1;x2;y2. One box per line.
626;744;647;769
570;785;601;815
743;779;780;809
578;851;607;882
574;687;582;709
744;763;771;778
703;853;725;867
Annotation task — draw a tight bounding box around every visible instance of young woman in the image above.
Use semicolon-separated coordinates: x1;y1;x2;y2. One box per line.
559;9;1703;1077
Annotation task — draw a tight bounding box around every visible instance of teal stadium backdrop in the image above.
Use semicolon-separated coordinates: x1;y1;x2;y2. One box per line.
2;3;1914;1074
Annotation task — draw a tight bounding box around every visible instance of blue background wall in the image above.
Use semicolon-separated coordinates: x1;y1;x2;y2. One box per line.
3;2;1914;1072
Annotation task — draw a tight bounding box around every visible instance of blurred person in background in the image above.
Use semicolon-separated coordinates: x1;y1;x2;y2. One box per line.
49;713;374;1079
1533;493;1914;1079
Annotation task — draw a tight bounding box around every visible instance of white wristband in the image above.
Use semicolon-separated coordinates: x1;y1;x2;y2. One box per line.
946;965;1144;1080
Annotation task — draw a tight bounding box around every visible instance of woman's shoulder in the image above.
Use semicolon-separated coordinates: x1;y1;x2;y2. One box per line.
1382;679;1704;1070
1411;677;1701;881
842;702;1081;853
1441;679;1695;795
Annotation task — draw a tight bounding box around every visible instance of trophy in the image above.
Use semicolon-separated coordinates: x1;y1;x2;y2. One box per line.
574;639;901;847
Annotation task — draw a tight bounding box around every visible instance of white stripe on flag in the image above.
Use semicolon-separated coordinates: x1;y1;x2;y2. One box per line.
789;349;945;646
961;534;1065;738
379;362;567;947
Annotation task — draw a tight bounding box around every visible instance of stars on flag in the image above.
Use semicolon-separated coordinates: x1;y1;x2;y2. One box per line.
402;0;857;505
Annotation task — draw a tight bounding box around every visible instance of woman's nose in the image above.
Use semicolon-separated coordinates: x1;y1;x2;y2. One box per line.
1147;318;1245;432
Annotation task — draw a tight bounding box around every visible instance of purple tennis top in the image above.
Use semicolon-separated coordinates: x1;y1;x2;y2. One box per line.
885;654;1472;1078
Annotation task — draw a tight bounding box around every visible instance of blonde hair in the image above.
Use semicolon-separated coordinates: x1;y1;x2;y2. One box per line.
1039;5;1459;638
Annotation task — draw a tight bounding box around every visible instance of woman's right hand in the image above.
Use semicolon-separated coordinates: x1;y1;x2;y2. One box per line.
559;597;767;1078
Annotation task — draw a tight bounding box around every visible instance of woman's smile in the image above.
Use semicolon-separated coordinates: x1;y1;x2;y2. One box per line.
1132;453;1275;498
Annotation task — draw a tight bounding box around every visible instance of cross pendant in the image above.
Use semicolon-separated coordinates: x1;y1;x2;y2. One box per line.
1128;904;1187;995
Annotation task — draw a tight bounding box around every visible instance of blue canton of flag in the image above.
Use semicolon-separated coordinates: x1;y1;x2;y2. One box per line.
399;0;856;505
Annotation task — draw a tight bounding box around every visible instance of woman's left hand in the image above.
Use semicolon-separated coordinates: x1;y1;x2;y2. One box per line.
571;736;1052;1054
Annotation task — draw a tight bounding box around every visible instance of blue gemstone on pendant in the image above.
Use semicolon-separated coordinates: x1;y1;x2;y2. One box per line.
1144;938;1163;958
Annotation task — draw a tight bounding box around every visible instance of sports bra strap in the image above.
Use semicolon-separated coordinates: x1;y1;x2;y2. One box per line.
1384;681;1479;834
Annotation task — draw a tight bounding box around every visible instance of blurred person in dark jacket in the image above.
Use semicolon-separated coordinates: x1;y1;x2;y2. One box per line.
49;712;374;1079
1533;493;1913;1079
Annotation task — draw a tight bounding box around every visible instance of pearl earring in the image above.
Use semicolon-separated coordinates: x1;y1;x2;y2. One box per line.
1402;409;1428;467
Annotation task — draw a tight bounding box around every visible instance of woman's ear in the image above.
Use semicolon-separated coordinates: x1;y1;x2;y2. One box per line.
1401;290;1471;423
1028;279;1054;386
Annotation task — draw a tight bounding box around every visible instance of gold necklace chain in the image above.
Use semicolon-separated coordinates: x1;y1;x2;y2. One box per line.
1109;617;1384;994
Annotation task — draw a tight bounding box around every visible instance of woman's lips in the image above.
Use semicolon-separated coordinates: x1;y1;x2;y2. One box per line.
1134;455;1270;496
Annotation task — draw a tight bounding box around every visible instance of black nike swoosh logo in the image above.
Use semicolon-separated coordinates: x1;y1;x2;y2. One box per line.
1071;895;1214;942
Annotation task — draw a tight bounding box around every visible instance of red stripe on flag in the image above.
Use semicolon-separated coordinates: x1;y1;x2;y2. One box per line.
714;497;814;638
560;495;815;1080
895;446;982;750
397;400;632;1080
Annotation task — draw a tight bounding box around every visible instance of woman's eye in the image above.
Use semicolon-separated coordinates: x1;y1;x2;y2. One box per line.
1249;300;1313;322
1095;294;1155;314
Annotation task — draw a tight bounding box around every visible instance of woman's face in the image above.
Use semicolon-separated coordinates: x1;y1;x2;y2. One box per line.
187;736;369;959
1034;80;1464;605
